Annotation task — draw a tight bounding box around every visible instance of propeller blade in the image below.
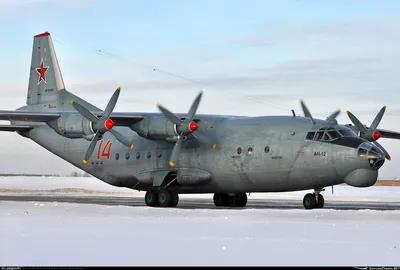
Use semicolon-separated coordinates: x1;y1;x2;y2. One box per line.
110;129;134;149
370;105;386;131
192;131;215;149
300;99;312;119
326;109;341;123
372;141;391;160
169;135;184;167
103;87;121;118
346;110;367;134
70;100;99;123
187;90;203;120
83;131;101;164
156;104;183;125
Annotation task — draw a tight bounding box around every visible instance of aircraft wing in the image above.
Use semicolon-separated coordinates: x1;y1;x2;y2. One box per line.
376;128;400;140
0;125;33;132
0;110;60;122
0;110;144;126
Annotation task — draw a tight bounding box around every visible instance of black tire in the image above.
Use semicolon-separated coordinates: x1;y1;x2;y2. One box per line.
237;193;247;207
170;191;179;207
145;191;159;207
158;189;173;207
213;193;227;207
303;193;316;209
315;194;324;208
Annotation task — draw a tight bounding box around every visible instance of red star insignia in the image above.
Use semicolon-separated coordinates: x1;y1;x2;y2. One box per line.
36;58;49;85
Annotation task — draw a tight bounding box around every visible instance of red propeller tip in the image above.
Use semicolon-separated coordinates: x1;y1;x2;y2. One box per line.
105;119;114;130
189;121;198;132
373;131;381;140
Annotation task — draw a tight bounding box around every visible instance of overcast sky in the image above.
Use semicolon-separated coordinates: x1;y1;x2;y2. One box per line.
1;0;400;178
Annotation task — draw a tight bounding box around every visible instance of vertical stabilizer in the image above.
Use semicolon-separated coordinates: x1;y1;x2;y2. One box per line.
27;32;65;106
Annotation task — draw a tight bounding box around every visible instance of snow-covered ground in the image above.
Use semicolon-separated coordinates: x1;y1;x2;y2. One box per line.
1;200;400;266
1;175;400;202
1;176;400;266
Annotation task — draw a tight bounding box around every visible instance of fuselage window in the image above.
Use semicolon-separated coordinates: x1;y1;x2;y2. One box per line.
264;146;270;153
136;152;140;159
157;151;162;158
237;147;242;155
125;153;130;160
115;153;120;160
247;147;253;155
146;151;151;159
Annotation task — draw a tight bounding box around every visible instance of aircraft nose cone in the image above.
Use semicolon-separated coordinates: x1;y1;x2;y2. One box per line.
104;119;114;130
189;121;198;132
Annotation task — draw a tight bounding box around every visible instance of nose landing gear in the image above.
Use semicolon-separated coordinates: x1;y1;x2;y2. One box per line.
303;189;325;209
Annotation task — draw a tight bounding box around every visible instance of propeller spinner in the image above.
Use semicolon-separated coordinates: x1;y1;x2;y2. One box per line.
346;106;391;160
70;87;134;164
157;90;214;167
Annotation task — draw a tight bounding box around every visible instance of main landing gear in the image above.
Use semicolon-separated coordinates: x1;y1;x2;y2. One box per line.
213;193;248;207
145;189;179;207
303;189;325;210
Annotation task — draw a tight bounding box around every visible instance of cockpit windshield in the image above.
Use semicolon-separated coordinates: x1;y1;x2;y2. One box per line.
305;127;357;142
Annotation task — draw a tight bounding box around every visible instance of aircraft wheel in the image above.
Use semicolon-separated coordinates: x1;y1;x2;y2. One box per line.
145;191;159;207
237;193;247;207
170;191;179;207
303;193;316;210
315;194;324;208
158;189;173;207
213;193;228;207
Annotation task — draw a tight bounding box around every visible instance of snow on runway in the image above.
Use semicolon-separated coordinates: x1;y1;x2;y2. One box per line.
1;175;400;202
1;176;400;266
1;200;400;266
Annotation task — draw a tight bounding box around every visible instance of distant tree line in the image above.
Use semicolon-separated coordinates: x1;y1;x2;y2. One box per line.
69;171;91;177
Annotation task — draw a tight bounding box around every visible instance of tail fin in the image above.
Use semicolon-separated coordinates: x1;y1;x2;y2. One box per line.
26;32;65;106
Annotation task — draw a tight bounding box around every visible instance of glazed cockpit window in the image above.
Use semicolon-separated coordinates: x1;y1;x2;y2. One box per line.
306;132;315;140
327;130;341;140
338;129;357;137
306;127;357;141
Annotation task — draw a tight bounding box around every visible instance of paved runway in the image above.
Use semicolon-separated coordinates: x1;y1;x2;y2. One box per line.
1;194;400;210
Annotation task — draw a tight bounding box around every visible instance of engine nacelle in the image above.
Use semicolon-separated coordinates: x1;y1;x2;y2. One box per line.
47;114;96;140
131;117;178;140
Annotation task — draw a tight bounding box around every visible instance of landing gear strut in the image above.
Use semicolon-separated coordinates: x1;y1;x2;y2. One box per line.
213;193;248;207
303;189;325;210
145;189;179;207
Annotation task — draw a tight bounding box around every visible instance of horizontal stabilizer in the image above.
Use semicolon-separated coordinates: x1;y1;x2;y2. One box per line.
0;125;33;132
0;110;144;126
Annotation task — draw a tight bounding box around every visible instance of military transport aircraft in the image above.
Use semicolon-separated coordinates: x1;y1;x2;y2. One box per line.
1;32;400;210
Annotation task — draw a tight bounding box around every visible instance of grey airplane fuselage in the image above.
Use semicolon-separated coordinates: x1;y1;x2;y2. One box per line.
19;110;382;194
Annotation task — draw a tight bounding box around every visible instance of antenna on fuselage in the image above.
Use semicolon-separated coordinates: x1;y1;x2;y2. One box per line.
291;109;296;117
